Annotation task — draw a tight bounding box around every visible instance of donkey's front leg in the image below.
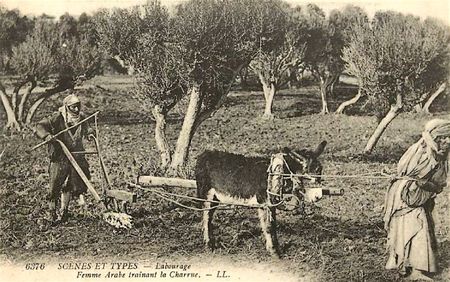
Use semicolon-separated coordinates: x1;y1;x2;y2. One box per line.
202;190;216;250
258;207;280;258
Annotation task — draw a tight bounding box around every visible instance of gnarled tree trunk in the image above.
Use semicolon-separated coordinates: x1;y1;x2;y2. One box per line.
18;79;37;122
152;105;172;170
364;93;403;153
262;81;276;119
328;73;340;97
335;86;362;114
11;80;27;114
169;84;202;174
319;77;330;114
422;82;446;114
0;83;20;131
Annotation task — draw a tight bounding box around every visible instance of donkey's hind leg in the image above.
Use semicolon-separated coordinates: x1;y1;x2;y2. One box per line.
202;189;217;250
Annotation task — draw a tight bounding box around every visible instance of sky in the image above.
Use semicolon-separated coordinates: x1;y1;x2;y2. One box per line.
1;0;449;25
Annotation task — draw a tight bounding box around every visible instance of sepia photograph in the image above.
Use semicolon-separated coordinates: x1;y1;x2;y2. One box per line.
0;0;449;281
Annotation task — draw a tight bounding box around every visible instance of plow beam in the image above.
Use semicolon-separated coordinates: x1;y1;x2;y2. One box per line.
138;175;344;196
138;176;196;189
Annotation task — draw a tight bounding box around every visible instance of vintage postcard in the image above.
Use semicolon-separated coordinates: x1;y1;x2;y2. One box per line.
0;0;449;281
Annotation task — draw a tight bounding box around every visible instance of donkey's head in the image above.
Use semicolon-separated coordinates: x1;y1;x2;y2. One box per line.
268;141;327;199
283;140;327;184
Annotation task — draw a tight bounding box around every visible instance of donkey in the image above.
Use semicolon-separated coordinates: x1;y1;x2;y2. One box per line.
195;141;327;258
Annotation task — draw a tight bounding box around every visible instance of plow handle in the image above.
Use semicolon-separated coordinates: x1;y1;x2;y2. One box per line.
55;139;103;203
92;135;112;191
32;111;100;151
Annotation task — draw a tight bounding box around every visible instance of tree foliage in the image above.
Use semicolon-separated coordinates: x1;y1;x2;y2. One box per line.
344;12;450;117
342;12;450;152
0;9;103;131
249;2;308;117
0;6;34;73
10;19;59;81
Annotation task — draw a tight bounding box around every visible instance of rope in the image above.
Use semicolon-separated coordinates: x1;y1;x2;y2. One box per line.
129;183;286;210
151;189;230;211
268;172;417;182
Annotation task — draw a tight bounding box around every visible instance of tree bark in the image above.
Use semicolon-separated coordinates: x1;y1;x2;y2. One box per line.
335;86;362;114
262;81;276;119
286;68;295;89
0;83;20;131
11;80;27;114
25;95;50;125
329;73;340;97
319;77;330;114
364;93;403;153
152;105;172;170
18;79;37;122
169;84;202;174
422;82;446;114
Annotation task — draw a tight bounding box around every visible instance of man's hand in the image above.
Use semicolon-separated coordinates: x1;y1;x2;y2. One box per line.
45;134;55;143
416;179;429;187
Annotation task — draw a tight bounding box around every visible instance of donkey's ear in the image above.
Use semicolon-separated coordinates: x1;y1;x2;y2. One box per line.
313;141;327;157
281;147;291;154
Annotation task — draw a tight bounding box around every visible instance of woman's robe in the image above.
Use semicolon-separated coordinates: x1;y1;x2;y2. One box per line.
384;139;448;274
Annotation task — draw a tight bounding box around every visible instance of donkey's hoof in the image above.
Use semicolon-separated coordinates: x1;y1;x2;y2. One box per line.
203;241;215;253
271;253;281;260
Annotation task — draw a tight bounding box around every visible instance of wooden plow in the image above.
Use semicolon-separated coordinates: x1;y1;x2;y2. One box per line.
33;112;137;229
134;175;344;211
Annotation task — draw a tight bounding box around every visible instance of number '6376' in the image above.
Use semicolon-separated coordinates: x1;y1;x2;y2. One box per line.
25;263;45;270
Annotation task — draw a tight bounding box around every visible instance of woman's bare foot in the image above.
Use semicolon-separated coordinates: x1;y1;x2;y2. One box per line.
406;269;433;281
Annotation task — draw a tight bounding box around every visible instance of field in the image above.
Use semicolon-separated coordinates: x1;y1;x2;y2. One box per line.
0;75;449;282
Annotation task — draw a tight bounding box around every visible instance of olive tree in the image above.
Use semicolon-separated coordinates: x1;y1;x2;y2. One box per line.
93;6;147;74
248;3;308;118
342;12;450;153
0;16;102;131
330;5;370;114
302;4;345;114
0;6;34;73
95;0;285;173
412;19;450;114
94;0;180;168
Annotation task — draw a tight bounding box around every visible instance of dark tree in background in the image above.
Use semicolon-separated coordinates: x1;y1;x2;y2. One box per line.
0;11;102;131
331;5;370;114
0;6;34;73
249;2;308;119
301;4;344;114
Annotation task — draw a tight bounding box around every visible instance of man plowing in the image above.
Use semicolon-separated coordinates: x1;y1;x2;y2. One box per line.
35;94;95;225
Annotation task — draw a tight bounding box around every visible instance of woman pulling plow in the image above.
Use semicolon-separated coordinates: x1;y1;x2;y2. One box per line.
384;119;450;280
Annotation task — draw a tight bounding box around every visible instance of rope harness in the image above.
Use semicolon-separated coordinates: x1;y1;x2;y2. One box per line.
132;153;419;213
132;153;321;212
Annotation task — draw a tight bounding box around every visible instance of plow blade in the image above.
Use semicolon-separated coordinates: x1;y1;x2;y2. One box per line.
106;189;137;203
